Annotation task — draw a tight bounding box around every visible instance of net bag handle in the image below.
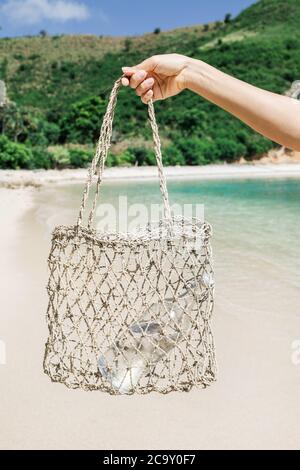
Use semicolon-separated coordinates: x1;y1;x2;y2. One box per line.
76;77;172;229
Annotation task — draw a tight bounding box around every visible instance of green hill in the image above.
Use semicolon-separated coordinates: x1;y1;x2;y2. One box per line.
1;0;300;169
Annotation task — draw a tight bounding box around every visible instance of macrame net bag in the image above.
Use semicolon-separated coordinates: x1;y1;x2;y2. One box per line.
43;78;217;394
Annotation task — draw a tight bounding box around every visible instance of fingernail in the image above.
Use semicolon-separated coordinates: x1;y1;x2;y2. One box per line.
137;70;146;79
144;78;154;87
122;66;131;72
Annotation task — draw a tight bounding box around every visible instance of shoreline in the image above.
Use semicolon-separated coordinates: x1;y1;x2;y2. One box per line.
1;163;300;187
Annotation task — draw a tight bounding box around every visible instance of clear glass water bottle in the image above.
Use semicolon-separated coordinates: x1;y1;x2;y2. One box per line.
98;272;214;394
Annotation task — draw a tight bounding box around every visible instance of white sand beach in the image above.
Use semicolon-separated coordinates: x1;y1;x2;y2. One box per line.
0;167;300;450
1;162;300;188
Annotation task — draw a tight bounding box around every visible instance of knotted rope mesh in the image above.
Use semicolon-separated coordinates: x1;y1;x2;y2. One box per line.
43;78;217;394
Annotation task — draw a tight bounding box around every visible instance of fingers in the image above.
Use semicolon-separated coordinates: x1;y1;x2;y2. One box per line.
129;70;147;89
135;77;154;96
122;66;138;76
121;76;130;87
121;58;157;103
122;68;147;90
121;67;140;87
141;89;153;104
121;55;157;87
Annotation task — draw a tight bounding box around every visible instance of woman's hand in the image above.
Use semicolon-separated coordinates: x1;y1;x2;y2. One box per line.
121;53;190;103
122;52;300;150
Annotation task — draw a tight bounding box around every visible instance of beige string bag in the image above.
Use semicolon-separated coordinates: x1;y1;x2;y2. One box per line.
43;78;217;395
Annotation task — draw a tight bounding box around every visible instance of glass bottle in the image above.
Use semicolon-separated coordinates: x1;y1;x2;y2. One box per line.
98;272;214;394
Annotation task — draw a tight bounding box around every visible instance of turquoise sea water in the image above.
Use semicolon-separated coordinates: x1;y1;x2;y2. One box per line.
39;177;300;270
34;176;300;320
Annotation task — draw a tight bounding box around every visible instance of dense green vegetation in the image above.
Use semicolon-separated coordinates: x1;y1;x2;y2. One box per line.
1;0;300;169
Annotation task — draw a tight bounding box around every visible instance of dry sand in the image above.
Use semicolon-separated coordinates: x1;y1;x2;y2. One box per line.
0;170;300;450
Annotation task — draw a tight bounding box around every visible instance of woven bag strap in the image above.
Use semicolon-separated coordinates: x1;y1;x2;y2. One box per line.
77;77;172;229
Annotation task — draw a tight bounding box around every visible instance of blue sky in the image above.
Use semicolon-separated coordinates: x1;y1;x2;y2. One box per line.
0;0;256;38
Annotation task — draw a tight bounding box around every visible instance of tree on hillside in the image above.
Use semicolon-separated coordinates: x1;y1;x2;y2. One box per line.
59;96;106;144
0;101;25;141
0;80;7;108
153;27;161;34
0;81;30;142
224;13;232;23
124;38;132;52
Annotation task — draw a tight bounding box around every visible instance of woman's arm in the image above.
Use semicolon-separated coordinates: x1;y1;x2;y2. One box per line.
122;54;300;151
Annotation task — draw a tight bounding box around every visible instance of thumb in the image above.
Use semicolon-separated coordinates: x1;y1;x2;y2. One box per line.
122;56;156;76
135;56;156;72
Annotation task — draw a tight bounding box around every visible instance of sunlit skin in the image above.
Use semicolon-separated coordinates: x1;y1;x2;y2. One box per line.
122;53;300;151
